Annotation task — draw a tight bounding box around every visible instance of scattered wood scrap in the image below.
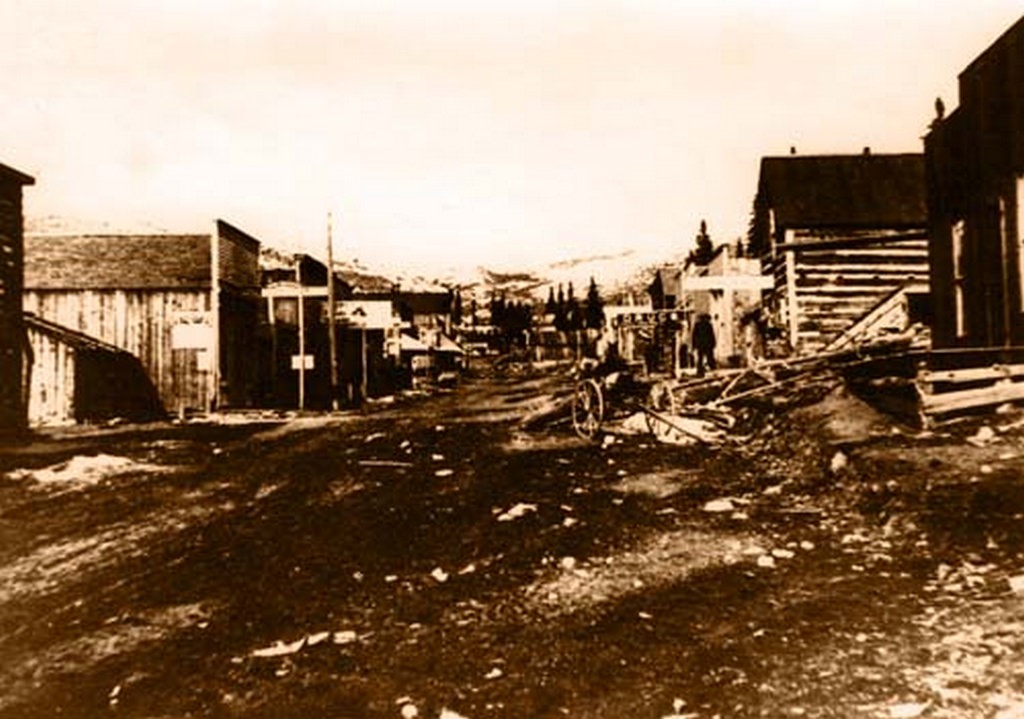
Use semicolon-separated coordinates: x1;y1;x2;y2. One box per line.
518;332;1017;440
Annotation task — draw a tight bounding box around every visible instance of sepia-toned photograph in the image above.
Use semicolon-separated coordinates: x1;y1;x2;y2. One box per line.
2;1;1024;716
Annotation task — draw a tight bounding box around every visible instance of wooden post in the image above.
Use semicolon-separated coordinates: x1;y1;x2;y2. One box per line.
267;294;277;404
296;258;305;411
360;327;368;403
210;224;221;412
326;212;340;410
785;249;799;352
1001;195;1013;347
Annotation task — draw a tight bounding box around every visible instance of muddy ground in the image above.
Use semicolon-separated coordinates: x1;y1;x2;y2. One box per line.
2;362;1024;718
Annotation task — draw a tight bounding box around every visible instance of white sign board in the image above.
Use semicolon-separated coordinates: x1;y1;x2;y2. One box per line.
291;354;315;370
680;274;774;292
171;323;213;350
334;300;396;330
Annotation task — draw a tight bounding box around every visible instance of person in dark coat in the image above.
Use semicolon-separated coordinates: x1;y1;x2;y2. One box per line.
692;313;716;377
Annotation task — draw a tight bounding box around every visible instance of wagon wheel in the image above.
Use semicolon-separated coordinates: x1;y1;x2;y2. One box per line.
644;380;678;440
571;378;605;440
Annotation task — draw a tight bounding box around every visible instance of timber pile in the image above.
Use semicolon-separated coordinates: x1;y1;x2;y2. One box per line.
916;363;1024;427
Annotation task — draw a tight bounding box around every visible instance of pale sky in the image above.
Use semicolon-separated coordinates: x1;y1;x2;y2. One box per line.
1;1;1021;274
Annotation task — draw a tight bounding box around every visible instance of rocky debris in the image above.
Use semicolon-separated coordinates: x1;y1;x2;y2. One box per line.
251;628;363;658
495;503;538;522
703;497;737;513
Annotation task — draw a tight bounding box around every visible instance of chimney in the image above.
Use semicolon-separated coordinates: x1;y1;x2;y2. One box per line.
789;146;797;155
863;146;871;155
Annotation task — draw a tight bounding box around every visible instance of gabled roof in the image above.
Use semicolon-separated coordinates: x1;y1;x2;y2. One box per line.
757;153;926;230
398;291;451;317
25;234;212;290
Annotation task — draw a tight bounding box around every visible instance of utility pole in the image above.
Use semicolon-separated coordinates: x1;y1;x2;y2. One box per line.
296;257;305;411
326;211;340;410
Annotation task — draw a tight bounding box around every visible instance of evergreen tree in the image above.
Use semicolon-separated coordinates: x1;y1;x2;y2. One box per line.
747;192;771;258
584;276;604;330
490;294;505;330
545;286;556;315
452;290;463;326
685;219;715;269
565;281;582;331
554;284;567;331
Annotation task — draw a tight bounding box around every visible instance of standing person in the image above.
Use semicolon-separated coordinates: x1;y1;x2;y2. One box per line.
692;313;716;377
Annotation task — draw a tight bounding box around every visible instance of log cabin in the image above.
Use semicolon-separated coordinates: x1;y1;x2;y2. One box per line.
751;151;930;354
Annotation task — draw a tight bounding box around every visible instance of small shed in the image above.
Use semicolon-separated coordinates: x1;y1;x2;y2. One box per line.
25;314;162;425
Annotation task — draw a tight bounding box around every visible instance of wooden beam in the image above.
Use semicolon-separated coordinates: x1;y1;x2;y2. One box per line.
920;381;1024;415
919;364;1024;384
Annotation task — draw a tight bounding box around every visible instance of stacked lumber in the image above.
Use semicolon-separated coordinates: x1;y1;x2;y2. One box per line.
916;363;1024;426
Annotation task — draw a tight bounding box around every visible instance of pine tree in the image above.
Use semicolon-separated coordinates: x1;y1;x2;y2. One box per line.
584;276;604;330
566;282;581;331
545;286;556;315
747;192;771;258
554;284;567;331
685;219;715;269
452;290;463;326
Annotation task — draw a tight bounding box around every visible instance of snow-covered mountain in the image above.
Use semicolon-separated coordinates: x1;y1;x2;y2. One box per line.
334;245;685;307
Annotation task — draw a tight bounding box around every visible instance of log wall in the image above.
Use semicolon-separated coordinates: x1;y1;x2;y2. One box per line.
768;232;930;354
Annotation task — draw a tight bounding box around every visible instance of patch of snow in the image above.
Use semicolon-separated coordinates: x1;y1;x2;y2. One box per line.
7;454;164;486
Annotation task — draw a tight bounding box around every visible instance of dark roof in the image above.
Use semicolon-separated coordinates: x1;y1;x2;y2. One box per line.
25;234;212;290
216;219;260;253
399;292;451;316
0;162;34;186
356;291;451;316
757;153;927;230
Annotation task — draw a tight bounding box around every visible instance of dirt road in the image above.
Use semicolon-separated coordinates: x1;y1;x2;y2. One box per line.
3;365;1024;718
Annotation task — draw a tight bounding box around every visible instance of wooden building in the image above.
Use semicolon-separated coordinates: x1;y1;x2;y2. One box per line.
926;15;1024;349
751;152;930;354
24;220;263;415
0;162;34;436
260;252;359;408
682;245;773;365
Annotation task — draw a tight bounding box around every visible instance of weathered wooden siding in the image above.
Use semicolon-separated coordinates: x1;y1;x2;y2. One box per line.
769;233;930;353
926;16;1024;349
25;322;75;425
23;288;213;413
216;221;261;291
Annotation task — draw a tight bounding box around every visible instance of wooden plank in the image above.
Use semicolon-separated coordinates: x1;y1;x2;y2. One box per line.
920;381;1024;415
795;258;930;271
790;282;921;292
920;364;1024;384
